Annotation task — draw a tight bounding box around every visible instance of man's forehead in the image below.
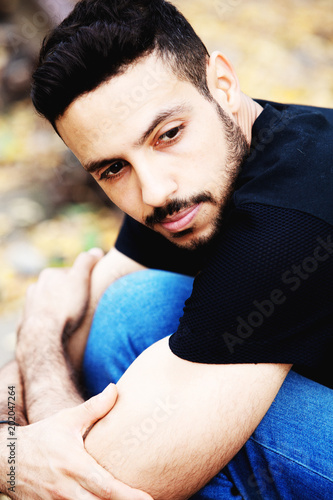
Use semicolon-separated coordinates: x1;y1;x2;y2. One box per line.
57;58;199;159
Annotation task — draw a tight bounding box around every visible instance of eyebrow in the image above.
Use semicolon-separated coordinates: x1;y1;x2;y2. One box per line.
84;103;192;174
135;103;191;146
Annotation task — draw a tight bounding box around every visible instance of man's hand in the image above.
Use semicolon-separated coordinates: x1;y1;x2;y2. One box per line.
17;248;104;354
1;383;152;500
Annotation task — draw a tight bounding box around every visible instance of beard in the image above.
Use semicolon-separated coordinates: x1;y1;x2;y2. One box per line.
144;99;249;251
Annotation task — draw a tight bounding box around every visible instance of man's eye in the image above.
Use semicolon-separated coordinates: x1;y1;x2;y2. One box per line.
100;161;125;179
158;126;182;143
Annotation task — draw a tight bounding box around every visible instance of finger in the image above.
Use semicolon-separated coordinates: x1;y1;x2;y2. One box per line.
71;248;104;277
87;247;105;259
73;483;111;500
67;384;118;434
77;463;153;500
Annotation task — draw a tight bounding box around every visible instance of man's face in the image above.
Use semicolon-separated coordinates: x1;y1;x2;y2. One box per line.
57;55;248;250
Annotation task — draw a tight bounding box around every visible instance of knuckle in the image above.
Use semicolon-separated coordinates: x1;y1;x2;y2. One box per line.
100;485;114;498
94;481;116;499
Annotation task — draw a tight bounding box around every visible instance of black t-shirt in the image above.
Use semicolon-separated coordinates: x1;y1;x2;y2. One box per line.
115;100;333;389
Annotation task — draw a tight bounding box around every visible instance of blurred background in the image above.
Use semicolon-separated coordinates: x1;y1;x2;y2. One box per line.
0;0;332;369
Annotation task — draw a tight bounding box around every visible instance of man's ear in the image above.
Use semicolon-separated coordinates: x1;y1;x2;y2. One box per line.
206;51;241;114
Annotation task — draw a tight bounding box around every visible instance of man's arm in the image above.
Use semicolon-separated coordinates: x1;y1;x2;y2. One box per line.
85;338;291;499
18;247;145;421
11;250;151;500
67;247;146;370
16;250;99;422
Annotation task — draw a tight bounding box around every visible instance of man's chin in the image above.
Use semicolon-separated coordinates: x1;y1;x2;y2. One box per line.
165;225;219;252
169;226;194;240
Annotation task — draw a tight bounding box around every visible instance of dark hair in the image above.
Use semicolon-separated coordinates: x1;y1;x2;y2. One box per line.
31;0;211;128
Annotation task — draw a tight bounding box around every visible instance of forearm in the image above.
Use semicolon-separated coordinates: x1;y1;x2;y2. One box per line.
0;361;27;496
85;337;291;499
17;317;83;423
17;249;143;423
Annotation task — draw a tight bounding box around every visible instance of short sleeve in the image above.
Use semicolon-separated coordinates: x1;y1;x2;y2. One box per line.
169;203;333;388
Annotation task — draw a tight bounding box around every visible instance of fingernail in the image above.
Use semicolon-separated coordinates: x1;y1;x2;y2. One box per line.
102;383;116;395
87;247;104;257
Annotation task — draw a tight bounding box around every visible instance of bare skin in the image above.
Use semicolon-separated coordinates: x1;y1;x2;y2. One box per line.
8;247;290;499
0;251;151;500
67;248;146;371
0;368;135;500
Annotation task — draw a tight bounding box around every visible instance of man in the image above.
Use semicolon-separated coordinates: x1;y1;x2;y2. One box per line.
1;0;332;498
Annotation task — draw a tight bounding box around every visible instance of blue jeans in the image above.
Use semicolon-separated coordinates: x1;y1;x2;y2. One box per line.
83;270;333;499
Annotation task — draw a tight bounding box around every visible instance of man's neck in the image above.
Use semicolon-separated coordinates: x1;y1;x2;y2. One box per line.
235;93;263;145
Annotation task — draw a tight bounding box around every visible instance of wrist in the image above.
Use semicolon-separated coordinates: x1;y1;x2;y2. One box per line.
19;315;66;340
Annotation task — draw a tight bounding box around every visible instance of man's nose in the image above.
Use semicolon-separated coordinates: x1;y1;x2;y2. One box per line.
137;163;178;207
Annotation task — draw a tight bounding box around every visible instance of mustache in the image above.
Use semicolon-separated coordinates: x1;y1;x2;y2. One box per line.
145;192;216;228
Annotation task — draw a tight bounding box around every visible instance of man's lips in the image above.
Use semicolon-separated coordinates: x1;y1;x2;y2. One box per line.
159;203;201;232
